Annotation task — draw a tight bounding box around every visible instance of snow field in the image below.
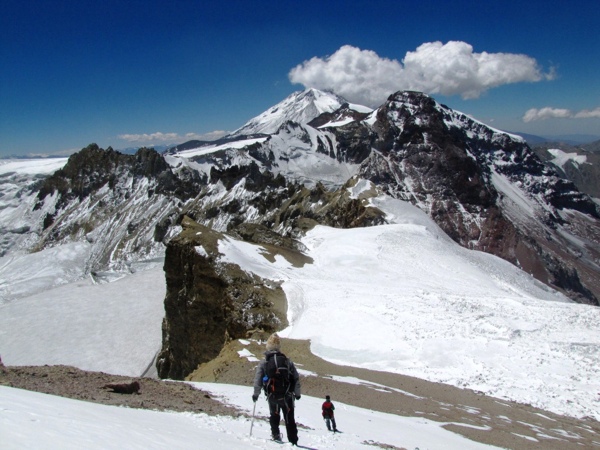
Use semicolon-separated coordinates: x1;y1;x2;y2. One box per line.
0;384;502;450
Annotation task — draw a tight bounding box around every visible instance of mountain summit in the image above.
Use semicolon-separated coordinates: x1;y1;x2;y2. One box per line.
229;88;371;136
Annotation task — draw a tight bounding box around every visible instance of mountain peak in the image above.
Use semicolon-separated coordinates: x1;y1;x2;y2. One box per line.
230;88;359;137
382;90;442;113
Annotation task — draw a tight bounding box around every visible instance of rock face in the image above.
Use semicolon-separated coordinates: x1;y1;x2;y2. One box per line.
350;92;600;304
156;217;304;380
32;144;200;272
532;144;600;200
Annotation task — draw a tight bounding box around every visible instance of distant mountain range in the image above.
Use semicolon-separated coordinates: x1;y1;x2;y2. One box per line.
509;132;600;147
2;88;592;306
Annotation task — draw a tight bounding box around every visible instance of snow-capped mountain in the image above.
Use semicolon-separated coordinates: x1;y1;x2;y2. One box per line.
2;89;598;305
2;88;600;435
166;90;600;304
532;143;600;200
229;88;371;136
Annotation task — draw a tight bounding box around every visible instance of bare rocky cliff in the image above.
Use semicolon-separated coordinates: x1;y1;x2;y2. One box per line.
156;217;308;380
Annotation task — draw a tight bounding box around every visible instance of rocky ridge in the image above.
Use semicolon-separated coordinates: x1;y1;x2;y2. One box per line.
31;143;198;273
27;92;599;305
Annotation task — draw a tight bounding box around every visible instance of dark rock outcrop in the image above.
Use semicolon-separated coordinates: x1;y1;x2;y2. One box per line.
156;217;297;380
103;380;141;394
36;144;199;211
30;144;204;272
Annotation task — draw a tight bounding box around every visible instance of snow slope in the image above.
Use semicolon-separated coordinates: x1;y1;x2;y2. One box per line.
0;267;165;377
0;157;68;175
547;148;588;168
0;384;501;450
0;158;69;261
215;195;600;421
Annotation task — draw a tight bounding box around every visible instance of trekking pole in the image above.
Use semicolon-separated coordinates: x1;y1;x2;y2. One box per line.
250;401;257;436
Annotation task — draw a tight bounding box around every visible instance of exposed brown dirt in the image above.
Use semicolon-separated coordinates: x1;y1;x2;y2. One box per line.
0;364;241;417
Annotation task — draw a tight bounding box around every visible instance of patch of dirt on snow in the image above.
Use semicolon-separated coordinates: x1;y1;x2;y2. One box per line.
0;364;242;417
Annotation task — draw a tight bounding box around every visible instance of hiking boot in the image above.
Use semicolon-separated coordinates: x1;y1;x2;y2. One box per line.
272;433;282;442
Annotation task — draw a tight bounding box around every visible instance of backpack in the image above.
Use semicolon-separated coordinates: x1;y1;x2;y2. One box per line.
322;401;334;418
263;352;292;396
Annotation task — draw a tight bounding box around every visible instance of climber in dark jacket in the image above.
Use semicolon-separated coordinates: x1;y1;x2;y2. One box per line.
252;333;301;445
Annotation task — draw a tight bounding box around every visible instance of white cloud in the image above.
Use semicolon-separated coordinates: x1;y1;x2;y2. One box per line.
288;42;552;107
523;106;600;122
574;107;600;119
289;46;404;108
118;132;179;143
186;130;229;141
523;107;573;122
118;130;228;143
26;148;80;158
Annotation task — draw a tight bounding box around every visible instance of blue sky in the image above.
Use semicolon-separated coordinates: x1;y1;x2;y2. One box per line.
1;0;599;156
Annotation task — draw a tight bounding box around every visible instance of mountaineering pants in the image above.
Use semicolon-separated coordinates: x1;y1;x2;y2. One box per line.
324;415;337;431
268;393;298;443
